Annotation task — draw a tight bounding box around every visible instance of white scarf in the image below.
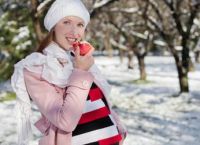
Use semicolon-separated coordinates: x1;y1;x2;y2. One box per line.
11;42;111;145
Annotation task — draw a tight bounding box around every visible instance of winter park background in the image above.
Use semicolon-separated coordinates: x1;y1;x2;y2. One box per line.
0;55;200;145
1;0;200;145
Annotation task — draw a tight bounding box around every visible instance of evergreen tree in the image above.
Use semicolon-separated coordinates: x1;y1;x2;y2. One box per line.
0;0;37;81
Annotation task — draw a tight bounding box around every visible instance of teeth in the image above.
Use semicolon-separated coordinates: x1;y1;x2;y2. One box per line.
67;38;76;42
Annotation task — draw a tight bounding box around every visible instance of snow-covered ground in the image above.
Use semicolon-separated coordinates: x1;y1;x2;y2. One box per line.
0;56;200;145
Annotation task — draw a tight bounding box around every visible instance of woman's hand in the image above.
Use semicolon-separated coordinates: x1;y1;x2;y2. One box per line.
119;138;124;145
119;135;125;145
119;131;127;145
73;46;94;71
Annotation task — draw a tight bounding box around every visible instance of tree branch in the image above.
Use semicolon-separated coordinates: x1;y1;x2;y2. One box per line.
163;0;185;36
146;14;179;57
148;0;163;23
185;2;199;38
30;0;45;43
90;0;119;18
36;0;53;17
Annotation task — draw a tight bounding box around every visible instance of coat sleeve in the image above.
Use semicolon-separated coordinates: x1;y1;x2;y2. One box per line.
24;68;94;132
111;109;127;139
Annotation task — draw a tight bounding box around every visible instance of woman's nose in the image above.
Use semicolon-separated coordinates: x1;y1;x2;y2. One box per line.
68;25;79;37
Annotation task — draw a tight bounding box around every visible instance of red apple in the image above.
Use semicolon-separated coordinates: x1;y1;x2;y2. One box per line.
72;41;80;48
73;41;93;56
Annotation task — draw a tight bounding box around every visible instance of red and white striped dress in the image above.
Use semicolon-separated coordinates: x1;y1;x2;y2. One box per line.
72;83;122;145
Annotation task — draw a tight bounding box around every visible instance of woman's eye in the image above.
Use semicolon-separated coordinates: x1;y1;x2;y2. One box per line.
63;21;70;24
78;23;84;27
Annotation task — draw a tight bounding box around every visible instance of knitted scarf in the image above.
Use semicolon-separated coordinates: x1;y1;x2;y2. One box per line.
11;42;111;145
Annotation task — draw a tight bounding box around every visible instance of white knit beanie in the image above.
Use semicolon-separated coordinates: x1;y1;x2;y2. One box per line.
44;0;90;31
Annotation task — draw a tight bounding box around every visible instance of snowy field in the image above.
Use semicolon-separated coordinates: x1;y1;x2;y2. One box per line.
0;56;200;145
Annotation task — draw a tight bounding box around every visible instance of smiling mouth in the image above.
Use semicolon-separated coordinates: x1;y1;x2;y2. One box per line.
66;37;78;43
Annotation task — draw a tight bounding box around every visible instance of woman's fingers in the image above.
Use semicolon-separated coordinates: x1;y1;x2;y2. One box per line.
72;42;95;71
85;46;94;57
74;46;80;57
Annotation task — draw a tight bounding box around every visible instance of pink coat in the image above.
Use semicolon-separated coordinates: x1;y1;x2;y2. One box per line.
24;67;126;145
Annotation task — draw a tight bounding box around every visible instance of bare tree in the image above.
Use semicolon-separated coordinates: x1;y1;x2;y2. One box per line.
144;0;200;92
29;0;120;45
30;0;52;43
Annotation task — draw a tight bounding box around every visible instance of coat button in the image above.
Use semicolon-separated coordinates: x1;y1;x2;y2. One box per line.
82;80;89;87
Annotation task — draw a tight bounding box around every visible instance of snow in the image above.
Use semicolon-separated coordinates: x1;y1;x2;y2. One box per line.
110;38;128;50
93;0;111;9
12;26;30;44
16;40;32;50
0;50;10;58
0;56;200;145
110;7;139;13
7;21;17;27
130;30;147;39
37;0;52;12
10;4;17;10
194;18;200;27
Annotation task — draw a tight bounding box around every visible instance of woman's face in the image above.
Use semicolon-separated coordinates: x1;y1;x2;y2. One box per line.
54;16;86;51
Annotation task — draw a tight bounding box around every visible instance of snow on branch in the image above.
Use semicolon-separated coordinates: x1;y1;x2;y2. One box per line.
130;30;147;39
93;0;112;9
110;7;139;13
90;0;119;17
194;18;200;27
124;22;136;27
148;16;162;30
110;38;128;50
37;0;52;15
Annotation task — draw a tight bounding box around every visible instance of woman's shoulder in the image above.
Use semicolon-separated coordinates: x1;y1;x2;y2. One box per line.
23;66;43;81
14;52;45;68
12;52;44;84
24;52;45;64
21;52;45;75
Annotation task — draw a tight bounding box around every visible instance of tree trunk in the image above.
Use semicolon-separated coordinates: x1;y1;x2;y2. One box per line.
180;40;189;92
119;49;124;63
137;55;146;80
31;0;45;44
177;65;189;92
189;57;195;71
127;50;134;69
195;51;200;63
174;55;189;93
104;28;113;57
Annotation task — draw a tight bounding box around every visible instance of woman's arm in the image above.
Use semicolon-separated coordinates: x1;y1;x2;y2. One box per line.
111;110;127;141
24;68;94;132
